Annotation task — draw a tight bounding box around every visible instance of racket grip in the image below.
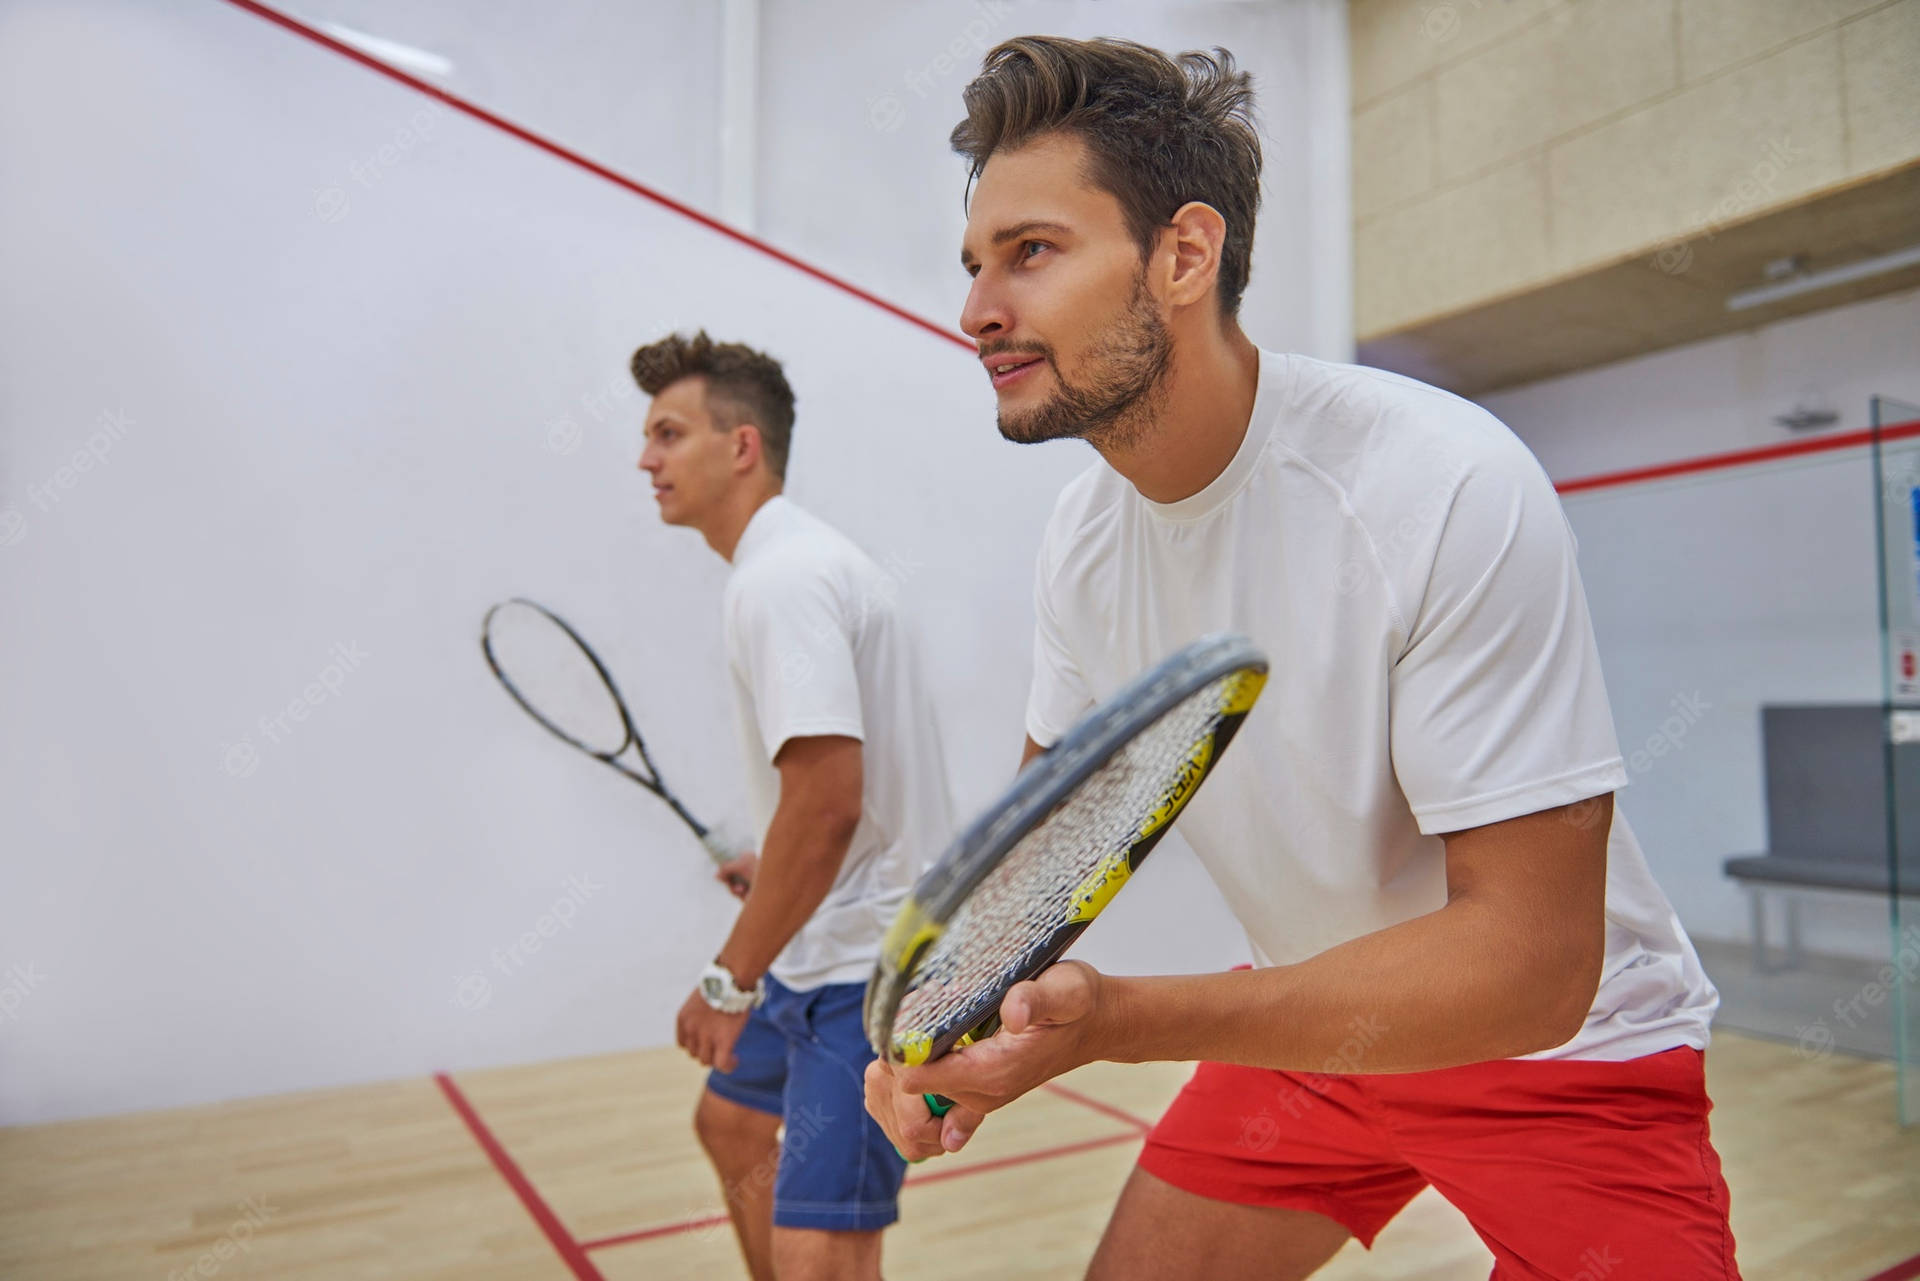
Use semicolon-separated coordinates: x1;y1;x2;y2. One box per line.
699;829;738;865
925;1093;953;1117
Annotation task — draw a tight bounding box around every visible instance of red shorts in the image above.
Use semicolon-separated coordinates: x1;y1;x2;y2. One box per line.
1138;1046;1739;1280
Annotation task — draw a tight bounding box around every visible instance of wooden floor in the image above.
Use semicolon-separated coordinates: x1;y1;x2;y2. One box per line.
2;1030;1916;1280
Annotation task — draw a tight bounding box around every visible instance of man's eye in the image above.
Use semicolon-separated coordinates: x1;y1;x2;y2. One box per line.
1022;240;1048;260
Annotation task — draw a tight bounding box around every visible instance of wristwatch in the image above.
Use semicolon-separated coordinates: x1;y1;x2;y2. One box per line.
698;961;765;1014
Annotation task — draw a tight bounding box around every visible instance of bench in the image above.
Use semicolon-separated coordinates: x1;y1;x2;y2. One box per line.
1722;704;1920;974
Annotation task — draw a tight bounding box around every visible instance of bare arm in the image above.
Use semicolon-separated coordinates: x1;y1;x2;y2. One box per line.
1090;795;1610;1071
892;795;1611;1126
713;734;864;986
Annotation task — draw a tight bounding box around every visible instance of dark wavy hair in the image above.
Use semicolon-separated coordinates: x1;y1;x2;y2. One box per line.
951;36;1262;318
629;330;796;479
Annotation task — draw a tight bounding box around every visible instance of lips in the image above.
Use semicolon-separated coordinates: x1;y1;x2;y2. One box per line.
983;354;1044;390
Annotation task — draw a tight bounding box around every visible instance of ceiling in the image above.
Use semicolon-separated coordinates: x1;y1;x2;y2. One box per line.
1358;160;1920;398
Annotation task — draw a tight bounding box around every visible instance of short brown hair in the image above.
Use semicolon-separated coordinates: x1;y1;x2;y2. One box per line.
629;331;796;479
951;37;1261;318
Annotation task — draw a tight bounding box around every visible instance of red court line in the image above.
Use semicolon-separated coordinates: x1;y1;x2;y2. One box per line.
1042;1080;1154;1132
219;0;971;353
583;1212;730;1251
903;1128;1142;1186
581;1128;1145;1251
1864;1253;1920;1281
1554;418;1920;495
435;1072;605;1281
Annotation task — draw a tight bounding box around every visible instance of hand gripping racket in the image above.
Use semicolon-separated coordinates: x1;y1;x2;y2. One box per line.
864;633;1267;1114
481;597;748;894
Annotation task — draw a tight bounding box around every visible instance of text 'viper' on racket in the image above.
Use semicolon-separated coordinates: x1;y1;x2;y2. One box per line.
864;633;1268;1096
481;597;746;893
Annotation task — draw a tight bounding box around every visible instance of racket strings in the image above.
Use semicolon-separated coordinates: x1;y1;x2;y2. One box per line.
484;601;631;757
891;677;1234;1054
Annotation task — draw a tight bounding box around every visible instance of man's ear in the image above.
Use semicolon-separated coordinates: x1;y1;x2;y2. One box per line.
1162;200;1227;310
732;423;765;476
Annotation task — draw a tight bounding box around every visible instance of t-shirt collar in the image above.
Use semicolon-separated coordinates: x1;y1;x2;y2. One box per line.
1141;349;1290;524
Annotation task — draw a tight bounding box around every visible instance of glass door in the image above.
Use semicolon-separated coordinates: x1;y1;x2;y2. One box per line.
1870;394;1920;1125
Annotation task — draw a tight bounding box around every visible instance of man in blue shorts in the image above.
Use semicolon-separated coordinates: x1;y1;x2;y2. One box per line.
632;331;956;1281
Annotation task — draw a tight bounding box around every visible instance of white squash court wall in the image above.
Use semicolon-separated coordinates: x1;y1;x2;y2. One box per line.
1480;288;1920;964
0;0;1349;1122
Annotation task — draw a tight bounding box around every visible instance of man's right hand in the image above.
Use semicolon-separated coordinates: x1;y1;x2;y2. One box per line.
715;851;758;899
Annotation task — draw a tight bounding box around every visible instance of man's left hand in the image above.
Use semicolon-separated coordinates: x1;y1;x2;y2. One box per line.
676;990;752;1073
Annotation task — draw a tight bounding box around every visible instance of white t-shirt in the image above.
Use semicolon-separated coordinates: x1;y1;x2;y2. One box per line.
725;496;956;990
1025;350;1718;1062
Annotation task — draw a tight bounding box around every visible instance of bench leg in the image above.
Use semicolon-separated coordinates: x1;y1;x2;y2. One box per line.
1749;887;1772;975
1784;896;1803;971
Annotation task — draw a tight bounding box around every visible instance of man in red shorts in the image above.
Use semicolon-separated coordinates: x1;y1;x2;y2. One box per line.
864;36;1738;1280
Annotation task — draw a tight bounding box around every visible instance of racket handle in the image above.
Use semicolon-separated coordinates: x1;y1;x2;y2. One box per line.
699;829;738;864
925;1093;953;1117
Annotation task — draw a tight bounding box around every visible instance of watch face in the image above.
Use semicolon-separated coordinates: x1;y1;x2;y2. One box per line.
701;974;726;1003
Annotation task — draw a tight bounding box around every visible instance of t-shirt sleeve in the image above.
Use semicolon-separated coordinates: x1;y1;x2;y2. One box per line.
1388;454;1627;835
1024;528;1096;749
731;564;865;764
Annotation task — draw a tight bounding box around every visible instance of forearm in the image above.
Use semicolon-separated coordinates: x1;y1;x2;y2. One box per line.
1093;894;1600;1074
713;803;854;986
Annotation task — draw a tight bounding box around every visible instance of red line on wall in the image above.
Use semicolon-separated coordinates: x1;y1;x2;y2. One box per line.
1863;1253;1920;1281
218;2;1920;505
435;1073;605;1281
218;0;972;354
1555;419;1920;496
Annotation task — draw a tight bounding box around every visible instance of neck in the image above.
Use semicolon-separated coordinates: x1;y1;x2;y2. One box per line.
1092;321;1260;505
703;481;783;562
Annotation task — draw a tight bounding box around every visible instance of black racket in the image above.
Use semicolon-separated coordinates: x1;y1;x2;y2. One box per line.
481;597;748;894
864;633;1267;1112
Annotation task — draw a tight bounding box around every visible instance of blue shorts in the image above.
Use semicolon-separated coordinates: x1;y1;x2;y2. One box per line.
705;975;907;1232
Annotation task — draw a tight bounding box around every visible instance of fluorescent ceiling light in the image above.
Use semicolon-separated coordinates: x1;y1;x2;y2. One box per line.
1726;243;1920;312
319;21;455;77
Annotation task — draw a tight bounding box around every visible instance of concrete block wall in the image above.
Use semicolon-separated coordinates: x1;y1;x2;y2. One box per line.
1350;0;1920;337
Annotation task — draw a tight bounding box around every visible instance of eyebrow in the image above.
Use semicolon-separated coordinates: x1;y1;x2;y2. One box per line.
960;219;1073;267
